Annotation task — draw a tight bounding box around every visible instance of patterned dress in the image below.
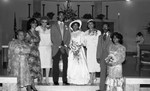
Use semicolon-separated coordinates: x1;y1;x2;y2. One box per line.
105;44;126;91
3;39;31;91
26;31;41;79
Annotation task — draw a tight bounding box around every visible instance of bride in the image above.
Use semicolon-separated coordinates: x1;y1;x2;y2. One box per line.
67;20;90;85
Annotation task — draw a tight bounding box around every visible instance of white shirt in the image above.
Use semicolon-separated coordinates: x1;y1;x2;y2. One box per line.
58;21;64;39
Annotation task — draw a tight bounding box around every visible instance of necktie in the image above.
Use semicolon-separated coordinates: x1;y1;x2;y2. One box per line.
103;33;106;41
60;22;64;39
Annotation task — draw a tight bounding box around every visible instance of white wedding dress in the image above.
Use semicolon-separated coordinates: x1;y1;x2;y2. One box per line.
67;30;90;85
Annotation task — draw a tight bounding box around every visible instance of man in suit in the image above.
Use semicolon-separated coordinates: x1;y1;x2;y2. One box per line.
51;11;71;85
96;23;112;91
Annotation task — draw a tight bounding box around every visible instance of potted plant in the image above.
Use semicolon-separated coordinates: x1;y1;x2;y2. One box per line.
61;0;77;22
96;14;105;21
32;12;41;19
47;12;55;20
82;14;92;19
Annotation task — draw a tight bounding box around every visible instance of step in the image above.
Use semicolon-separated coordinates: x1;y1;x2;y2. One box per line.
25;77;99;91
1;86;150;91
21;85;99;91
34;77;100;84
1;77;150;91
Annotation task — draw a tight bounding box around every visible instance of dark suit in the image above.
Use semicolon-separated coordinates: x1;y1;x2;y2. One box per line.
96;32;112;91
51;21;71;84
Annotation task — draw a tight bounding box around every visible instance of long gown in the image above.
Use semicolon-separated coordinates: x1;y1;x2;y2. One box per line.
105;44;126;91
26;30;42;79
3;39;31;91
84;30;101;72
67;30;90;85
36;26;52;68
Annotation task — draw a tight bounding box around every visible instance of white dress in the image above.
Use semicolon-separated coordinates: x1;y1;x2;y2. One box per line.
67;30;90;85
36;26;52;68
84;30;101;72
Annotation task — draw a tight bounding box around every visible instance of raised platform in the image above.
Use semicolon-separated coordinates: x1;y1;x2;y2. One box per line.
1;77;150;91
21;85;99;91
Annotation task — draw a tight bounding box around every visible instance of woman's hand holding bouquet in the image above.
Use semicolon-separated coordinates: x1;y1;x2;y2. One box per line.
105;54;116;66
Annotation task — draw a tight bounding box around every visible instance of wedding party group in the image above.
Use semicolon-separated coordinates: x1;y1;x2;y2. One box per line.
4;11;126;91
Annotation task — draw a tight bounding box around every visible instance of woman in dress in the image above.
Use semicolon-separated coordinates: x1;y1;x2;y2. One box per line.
7;30;32;91
105;32;126;91
67;20;90;85
36;16;52;84
26;18;41;90
84;19;101;85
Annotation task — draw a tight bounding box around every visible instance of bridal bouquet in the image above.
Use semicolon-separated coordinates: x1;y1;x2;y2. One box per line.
70;41;82;61
105;53;116;64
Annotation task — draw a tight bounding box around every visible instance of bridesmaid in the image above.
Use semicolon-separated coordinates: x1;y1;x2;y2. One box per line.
36;16;52;84
84;19;101;85
26;18;42;90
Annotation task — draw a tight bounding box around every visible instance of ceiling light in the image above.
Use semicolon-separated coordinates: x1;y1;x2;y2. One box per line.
3;0;9;3
126;0;131;2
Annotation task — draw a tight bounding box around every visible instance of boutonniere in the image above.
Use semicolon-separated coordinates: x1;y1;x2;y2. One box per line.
65;25;68;30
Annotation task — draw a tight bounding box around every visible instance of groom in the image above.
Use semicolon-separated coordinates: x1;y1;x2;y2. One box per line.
51;11;71;85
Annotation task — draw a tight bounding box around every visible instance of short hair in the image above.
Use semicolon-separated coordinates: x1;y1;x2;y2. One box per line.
87;20;96;29
57;11;65;21
58;11;64;15
27;18;38;30
40;16;49;22
102;22;109;27
16;29;26;37
136;32;143;37
111;32;123;44
101;22;110;34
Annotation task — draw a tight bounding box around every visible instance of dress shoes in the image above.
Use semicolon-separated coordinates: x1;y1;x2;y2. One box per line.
54;82;59;85
31;86;38;91
96;90;101;91
63;82;70;85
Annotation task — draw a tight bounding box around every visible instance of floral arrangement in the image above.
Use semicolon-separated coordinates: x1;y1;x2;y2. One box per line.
47;12;55;20
32;12;41;18
105;54;116;64
61;0;77;21
70;40;82;61
96;14;105;20
82;14;92;19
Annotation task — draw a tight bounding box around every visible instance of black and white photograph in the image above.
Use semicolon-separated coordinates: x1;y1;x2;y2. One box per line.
0;0;150;91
